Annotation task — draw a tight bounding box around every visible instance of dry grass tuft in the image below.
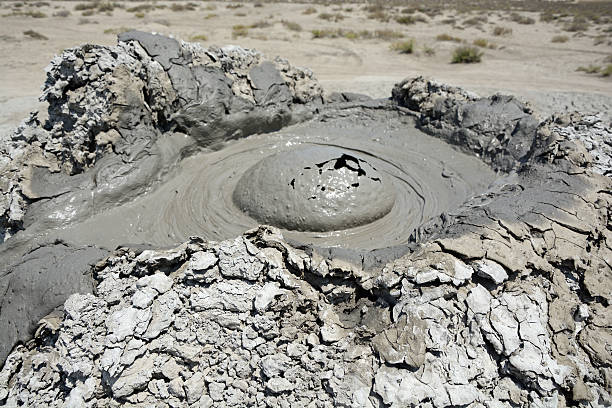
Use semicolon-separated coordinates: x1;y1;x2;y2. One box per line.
318;12;345;22
282;20;302;31
510;12;535;24
452;46;483;63
436;33;462;42
23;29;48;40
302;7;316;15
492;26;512;36
390;39;415;54
551;35;569;43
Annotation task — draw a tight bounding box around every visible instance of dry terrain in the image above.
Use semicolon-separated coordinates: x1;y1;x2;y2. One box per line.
1;0;611;135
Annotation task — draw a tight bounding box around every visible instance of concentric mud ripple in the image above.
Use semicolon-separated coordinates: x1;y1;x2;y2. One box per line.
59;117;496;250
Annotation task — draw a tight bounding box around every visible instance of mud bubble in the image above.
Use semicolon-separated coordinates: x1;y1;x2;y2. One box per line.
233;146;397;232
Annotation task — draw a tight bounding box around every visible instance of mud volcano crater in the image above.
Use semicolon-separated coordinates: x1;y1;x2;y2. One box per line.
0;31;611;407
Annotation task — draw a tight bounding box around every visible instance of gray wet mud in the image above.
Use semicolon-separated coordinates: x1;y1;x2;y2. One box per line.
0;32;611;408
45;114;495;250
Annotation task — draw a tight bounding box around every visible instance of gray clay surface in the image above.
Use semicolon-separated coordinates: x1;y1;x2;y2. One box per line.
0;32;610;408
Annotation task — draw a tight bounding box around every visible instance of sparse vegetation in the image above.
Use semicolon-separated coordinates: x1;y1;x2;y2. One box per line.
23;29;47;40
312;28;403;41
249;20;271;29
492;26;512;36
423;45;436;56
104;26;133;35
53;9;71;17
282;21;302;32
577;65;601;74
602;64;612;77
463;15;487;26
318;13;344;22
74;3;97;11
191;34;208;42
227;4;243;9
82;10;95;17
205;13;217;19
564;16;589;32
390;40;415;54
302;7;316;15
396;14;427;25
232;25;249;39
551;35;569;43
473;38;496;49
510;12;535;24
368;10;390;22
436;33;462;42
452;46;483;63
171;3;197;12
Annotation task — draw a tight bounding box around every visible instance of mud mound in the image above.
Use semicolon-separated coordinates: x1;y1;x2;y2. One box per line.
0;32;611;407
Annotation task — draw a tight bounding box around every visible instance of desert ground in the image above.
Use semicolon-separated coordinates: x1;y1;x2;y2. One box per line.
0;0;611;137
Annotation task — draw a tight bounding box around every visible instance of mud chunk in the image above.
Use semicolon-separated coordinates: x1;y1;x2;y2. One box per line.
474;259;508;284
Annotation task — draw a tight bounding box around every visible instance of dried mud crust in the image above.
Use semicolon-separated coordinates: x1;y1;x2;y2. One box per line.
0;33;610;407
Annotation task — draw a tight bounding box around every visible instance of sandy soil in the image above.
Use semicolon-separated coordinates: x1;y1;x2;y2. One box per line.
1;0;611;135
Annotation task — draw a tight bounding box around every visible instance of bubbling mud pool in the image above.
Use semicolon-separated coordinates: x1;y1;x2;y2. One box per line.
54;116;496;250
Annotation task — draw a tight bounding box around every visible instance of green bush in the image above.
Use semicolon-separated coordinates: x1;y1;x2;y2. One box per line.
452;46;483;63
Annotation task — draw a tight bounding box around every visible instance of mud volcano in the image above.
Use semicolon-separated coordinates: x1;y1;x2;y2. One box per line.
0;32;611;407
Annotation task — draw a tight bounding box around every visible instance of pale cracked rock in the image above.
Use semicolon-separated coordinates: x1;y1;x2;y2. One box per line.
372;312;426;368
474;259;509;284
218;237;265;281
265;377;295;394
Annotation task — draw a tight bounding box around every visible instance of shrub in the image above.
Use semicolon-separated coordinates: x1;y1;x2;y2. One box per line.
452;46;483;63
564;16;589;32
441;17;456;25
540;12;557;23
318;13;344;22
602;64;612;77
227;4;243;9
74;3;97;11
390;40;415;54
282;21;302;31
510;13;535;25
367;10;389;22
53;9;70;17
302;7;316;15
23;29;48;40
551;35;569;43
205;13;217;19
254;2;264;7
423;45;436;56
463;15;487;26
104;26;133;35
82;10;95;17
97;2;114;12
492;26;512;36
155;19;171;27
205;4;216;11
232;25;249;38
473;38;496;49
191;34;208;41
127;4;153;13
250;20;271;29
436;33;462;42
577;65;601;74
